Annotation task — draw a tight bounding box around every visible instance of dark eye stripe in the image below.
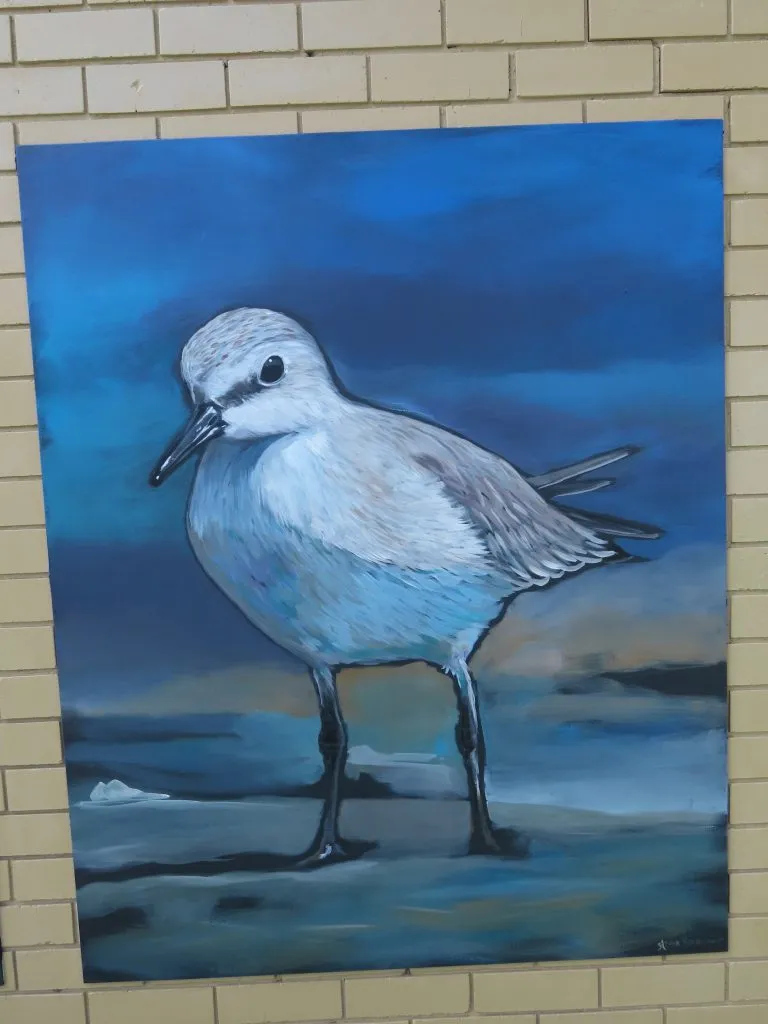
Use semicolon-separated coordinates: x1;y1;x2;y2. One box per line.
219;375;263;407
218;355;285;407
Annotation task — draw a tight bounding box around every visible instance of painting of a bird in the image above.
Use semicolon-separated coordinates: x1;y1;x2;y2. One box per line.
150;306;662;868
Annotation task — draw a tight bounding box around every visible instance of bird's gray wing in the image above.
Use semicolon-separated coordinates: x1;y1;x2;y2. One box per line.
404;425;616;590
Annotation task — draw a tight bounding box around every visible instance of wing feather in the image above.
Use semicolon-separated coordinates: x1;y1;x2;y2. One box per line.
404;425;616;591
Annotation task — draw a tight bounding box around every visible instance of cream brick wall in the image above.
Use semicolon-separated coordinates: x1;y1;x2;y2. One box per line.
0;2;765;1022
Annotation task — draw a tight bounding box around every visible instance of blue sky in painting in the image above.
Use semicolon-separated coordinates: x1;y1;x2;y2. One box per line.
16;120;725;702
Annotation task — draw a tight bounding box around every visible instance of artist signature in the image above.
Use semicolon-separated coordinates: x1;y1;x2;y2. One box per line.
656;937;717;953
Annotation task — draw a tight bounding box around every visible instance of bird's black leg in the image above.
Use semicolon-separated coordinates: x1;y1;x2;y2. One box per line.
449;659;530;859
297;666;374;869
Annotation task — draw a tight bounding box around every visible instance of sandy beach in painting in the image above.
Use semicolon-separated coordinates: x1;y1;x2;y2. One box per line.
67;649;727;980
73;795;726;980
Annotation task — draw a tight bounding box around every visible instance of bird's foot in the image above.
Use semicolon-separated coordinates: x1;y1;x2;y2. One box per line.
468;825;531;860
295;837;376;870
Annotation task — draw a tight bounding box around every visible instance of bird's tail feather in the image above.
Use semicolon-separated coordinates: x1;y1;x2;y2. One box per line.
530;445;663;541
559;504;664;541
530;445;640;493
543;477;614;498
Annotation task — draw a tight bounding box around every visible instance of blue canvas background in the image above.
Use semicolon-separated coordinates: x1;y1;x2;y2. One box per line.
17;120;727;981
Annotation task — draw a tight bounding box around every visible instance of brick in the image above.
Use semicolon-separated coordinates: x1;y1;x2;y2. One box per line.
0;430;41;478
0;479;45;526
229;55;366;106
0;720;60;767
729;351;768;397
516;44;653;98
732;400;768;446
587;94;723;123
663;41;768;91
0;671;60;719
732;593;768;638
0;121;14;170
161;110;297;138
0;624;55;671
87;61;225;114
302;105;440;134
0;812;72;857
730;916;768;958
730;547;768;591
11;857;75;901
84;0;189;5
731;826;768;868
590;0;726;39
0;902;74;947
1;0;78;7
541;1012;662;1024
731;735;768;778
732;95;768;142
0;858;9;901
733;0;768;34
732;689;768;730
303;0;441;50
160;4;297;56
726;147;768;195
669;1005;768;1023
0;174;20;222
345;976;468;1019
0;578;52;624
730;449;768;493
727;250;768;297
218;980;342;1024
445;99;582;127
0;994;86;1024
0;328;32;376
0;68;83;117
730;642;768;685
15;947;83;991
420;1016;536;1024
18;117;156;146
0;427;40;477
371;51;509;103
731;781;768;824
733;486;768;530
446;0;584;44
0;381;35;428
474;969;598;1014
732;870;768;913
0;277;29;325
732;198;768;246
88;989;215;1024
0;14;10;63
2;949;17;990
731;299;768;347
601;963;725;1008
15;9;154;62
6;767;68;811
730;960;768;1001
0;224;24;273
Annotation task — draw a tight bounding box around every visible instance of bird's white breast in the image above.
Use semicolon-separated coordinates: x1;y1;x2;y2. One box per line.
186;426;502;668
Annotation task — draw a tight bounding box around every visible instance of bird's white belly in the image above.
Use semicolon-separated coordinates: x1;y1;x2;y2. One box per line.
187;442;506;669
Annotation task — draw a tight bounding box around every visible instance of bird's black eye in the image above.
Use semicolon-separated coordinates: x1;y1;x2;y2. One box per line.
259;355;284;385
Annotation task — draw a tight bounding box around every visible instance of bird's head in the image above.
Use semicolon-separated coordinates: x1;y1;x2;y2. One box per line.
149;308;340;487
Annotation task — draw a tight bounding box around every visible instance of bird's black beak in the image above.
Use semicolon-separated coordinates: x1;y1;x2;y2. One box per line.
149;403;224;487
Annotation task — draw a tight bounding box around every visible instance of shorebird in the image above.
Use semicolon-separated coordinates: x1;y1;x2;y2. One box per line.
150;308;661;867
